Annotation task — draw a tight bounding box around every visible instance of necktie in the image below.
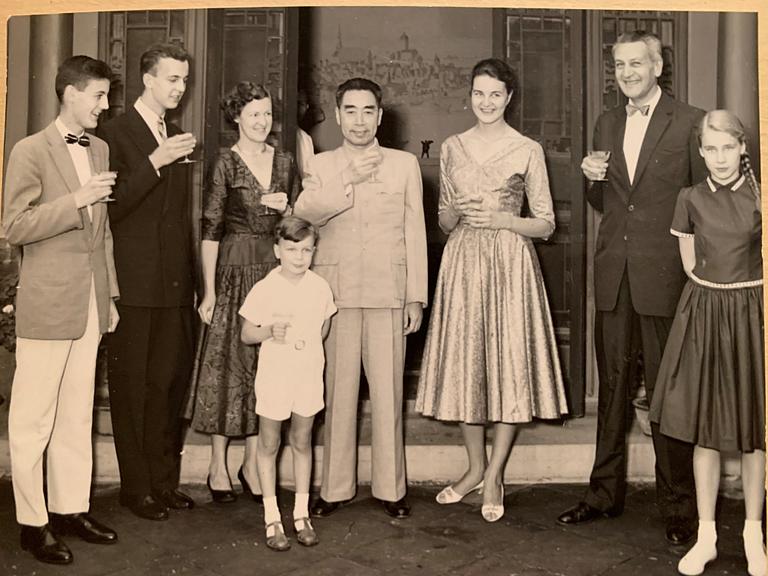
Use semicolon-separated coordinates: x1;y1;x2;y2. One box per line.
64;133;90;147
157;119;167;141
625;103;650;117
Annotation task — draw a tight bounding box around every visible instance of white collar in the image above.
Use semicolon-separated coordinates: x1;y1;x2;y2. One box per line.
706;175;746;192
628;84;662;117
54;116;85;140
134;97;165;129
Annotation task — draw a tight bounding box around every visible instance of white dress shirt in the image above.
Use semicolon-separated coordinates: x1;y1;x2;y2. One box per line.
623;85;662;185
55;117;92;218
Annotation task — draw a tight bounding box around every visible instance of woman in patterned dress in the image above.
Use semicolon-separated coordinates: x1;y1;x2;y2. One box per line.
186;82;299;502
416;59;568;522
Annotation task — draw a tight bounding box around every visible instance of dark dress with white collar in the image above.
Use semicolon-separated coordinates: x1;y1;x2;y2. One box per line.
650;175;764;452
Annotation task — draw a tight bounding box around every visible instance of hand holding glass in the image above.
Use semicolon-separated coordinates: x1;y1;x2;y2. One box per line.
587;150;611;181
98;171;118;202
261;192;288;214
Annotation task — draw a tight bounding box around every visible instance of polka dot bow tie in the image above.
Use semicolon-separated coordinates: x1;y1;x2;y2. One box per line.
64;133;90;147
625;103;650;117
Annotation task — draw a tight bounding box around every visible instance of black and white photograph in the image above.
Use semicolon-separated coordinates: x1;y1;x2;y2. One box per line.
0;1;764;574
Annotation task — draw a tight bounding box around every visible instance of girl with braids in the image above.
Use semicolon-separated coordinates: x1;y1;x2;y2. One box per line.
649;110;764;576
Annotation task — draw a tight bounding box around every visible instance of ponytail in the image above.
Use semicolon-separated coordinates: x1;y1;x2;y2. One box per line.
740;152;761;212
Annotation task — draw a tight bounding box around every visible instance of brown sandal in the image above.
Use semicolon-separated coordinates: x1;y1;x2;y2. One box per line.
265;521;290;551
294;517;319;547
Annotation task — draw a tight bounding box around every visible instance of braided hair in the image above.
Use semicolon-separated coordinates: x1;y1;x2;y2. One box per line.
697;109;761;211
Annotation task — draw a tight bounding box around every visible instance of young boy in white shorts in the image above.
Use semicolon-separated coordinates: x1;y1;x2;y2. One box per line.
240;215;336;551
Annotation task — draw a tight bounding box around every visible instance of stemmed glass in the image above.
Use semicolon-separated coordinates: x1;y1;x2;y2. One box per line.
366;141;383;183
588;150;611;181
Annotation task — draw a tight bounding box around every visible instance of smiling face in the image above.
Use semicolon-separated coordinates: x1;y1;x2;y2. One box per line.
142;57;189;114
335;89;382;149
237;97;272;145
470;74;511;126
274;235;316;280
613;41;662;105
699;126;745;184
63;77;111;131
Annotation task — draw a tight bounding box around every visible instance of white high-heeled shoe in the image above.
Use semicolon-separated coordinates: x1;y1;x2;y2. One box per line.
435;480;484;505
481;483;505;523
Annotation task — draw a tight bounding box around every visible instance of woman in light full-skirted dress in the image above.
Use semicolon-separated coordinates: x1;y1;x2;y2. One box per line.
416;58;568;522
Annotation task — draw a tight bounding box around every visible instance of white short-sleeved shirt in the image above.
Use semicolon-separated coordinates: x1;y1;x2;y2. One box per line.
239;267;336;420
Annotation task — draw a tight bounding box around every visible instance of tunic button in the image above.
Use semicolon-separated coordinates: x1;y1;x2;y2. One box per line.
623;235;628;241
628;204;635;212
295;340;306;350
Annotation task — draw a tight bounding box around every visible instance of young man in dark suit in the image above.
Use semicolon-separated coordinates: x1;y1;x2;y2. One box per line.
3;55;119;564
556;31;707;545
98;44;197;521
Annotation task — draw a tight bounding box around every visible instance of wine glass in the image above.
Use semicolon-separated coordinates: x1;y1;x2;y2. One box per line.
588;150;611;181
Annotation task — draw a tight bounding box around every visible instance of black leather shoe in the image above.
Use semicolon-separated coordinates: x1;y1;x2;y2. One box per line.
119;494;169;521
154;488;195;510
237;467;264;503
666;518;696;545
381;497;411;519
20;524;73;564
207;476;237;504
556;502;612;526
310;497;342;518
50;513;117;544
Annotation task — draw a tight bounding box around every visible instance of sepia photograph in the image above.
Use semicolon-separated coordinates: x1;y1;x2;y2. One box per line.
0;1;764;574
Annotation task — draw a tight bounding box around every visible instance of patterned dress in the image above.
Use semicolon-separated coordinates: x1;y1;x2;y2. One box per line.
416;133;568;424
185;148;300;435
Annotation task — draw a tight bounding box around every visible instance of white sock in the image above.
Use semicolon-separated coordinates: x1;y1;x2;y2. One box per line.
743;520;766;576
293;492;309;521
263;496;281;526
678;521;717;576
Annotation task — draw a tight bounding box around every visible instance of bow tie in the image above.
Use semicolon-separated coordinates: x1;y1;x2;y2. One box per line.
64;133;90;147
625;103;650;117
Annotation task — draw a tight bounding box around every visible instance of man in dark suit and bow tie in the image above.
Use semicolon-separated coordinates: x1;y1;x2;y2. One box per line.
556;31;706;545
3;55;120;564
98;44;197;521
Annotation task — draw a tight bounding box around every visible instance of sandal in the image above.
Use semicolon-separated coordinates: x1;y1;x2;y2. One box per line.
265;521;290;551
436;480;484;505
481;483;505;523
294;517;319;547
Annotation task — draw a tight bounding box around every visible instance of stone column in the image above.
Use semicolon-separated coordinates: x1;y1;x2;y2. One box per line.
717;12;759;176
27;14;73;133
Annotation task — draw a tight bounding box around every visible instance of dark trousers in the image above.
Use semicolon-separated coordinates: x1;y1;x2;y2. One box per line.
107;305;194;497
584;271;695;522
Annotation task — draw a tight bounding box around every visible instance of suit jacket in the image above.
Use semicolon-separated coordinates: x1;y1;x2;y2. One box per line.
587;92;707;317
2;122;119;339
294;143;428;309
98;108;195;307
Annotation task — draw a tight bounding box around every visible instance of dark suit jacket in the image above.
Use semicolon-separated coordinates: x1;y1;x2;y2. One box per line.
587;91;707;317
98;108;194;307
2;123;119;338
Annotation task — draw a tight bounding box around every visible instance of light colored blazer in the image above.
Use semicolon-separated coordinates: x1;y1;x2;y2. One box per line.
294;143;428;309
2;122;119;339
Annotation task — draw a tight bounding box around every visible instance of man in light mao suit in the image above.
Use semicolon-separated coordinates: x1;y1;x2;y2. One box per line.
294;78;428;519
3;55;120;565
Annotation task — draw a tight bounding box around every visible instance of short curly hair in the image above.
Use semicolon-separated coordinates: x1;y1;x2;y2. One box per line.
471;58;517;97
221;82;272;124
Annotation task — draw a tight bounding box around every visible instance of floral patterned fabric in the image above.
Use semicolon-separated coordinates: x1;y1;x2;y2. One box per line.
416;134;568;424
184;148;300;435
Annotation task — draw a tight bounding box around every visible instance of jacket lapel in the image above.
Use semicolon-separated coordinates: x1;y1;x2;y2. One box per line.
611;110;631;203
88;141;106;240
631;91;673;189
44;123;93;235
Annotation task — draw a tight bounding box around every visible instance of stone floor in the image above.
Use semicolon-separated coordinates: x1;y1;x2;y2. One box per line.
0;478;759;576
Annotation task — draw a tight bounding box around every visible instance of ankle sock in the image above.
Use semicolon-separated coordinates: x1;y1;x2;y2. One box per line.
263;496;281;527
678;520;717;576
743;520;766;576
293;492;309;520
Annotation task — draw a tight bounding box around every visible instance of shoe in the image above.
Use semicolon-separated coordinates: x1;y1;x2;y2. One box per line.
311;497;342;518
678;541;717;575
154;488;195;510
436;480;484;504
667;518;696;545
481;483;505;523
556;501;612;526
50;513;118;544
238;466;264;503
207;476;237;504
119;494;169;521
265;521;290;551
381;497;411;519
20;524;73;564
294;517;319;547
